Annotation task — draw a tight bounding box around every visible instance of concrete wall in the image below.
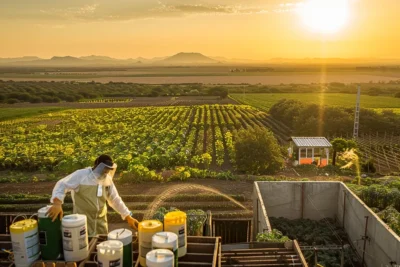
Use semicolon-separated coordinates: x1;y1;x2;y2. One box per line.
337;183;400;267
254;181;339;220
253;182;271;240
253;181;400;267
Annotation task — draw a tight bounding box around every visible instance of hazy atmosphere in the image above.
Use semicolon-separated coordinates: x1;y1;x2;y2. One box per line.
1;0;399;60
1;1;400;267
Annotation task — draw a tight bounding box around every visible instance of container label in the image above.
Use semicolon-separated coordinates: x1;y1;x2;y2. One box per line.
63;240;73;251
99;259;121;267
39;231;47;246
140;245;152;258
63;229;73;251
63;229;72;238
79;226;88;249
24;231;40;259
178;227;186;248
110;259;121;267
80;226;86;236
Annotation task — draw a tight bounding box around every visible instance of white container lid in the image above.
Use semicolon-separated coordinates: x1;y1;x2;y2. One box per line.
97;240;123;256
62;214;87;227
152;232;178;250
108;228;132;246
38;206;51;218
146;249;174;266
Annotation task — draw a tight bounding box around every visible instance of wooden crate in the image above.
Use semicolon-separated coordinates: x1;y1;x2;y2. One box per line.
179;236;221;267
83;235;221;267
0;234;221;267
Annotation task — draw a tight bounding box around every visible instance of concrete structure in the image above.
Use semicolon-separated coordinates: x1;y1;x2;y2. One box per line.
288;137;332;167
253;181;400;267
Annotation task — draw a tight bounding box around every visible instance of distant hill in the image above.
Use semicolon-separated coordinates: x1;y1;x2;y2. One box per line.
50;56;82;62
80;55;117;61
157;52;218;65
1;54;399;67
0;56;42;63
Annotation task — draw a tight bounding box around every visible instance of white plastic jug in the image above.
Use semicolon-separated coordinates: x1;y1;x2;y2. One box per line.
146;249;174;267
152;232;178;267
62;214;89;262
97;240;123;267
10;218;40;267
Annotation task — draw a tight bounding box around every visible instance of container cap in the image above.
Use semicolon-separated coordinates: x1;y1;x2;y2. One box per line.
97;240;123;255
146;249;174;264
138;220;163;233
164;211;186;225
108;228;132;246
10;219;37;234
62;214;87;227
38;206;52;218
152;232;178;250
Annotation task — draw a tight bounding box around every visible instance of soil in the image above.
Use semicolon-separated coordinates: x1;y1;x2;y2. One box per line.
1;179;255;199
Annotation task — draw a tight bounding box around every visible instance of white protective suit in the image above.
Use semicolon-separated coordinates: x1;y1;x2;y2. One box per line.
51;167;130;237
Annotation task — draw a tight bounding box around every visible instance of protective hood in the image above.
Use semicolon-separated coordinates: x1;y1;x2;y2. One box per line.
92;162;117;186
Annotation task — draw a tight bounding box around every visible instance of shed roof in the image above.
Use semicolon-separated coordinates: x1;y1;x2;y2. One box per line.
290;137;332;148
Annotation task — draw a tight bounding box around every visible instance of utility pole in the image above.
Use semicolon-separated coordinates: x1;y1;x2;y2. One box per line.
353;85;361;138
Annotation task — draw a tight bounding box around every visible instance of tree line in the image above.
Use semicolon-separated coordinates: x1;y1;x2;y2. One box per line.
1;80;399;104
269;99;400;136
0;81;228;104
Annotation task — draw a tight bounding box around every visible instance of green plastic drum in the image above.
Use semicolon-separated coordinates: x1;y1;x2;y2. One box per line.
108;228;133;267
38;206;63;260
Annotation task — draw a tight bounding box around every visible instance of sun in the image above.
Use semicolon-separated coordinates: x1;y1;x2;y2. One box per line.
298;0;350;34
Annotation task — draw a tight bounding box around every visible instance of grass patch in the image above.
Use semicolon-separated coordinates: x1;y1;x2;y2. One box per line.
231;93;400;111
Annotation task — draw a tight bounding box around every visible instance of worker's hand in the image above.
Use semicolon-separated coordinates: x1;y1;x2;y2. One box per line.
126;215;139;231
46;199;64;222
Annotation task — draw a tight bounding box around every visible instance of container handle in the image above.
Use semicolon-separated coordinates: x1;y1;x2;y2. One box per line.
12;215;27;224
156;251;172;257
117;228;125;238
30;213;38;220
132;231;138;243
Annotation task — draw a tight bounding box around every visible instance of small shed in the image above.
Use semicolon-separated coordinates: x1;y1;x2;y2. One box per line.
288;137;332;167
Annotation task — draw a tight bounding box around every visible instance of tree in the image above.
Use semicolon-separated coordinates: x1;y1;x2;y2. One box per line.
219;89;228;99
234;128;284;174
395;92;400;98
29;96;42;103
331;138;357;166
6;98;19;104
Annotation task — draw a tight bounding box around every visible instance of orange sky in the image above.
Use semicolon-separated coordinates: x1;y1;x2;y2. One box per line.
0;0;399;59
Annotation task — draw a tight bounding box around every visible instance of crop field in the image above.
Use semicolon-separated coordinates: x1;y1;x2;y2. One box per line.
231;93;400;111
0;97;238;121
0;105;290;174
2;73;400;84
1;67;400;84
356;133;400;174
373;108;400;114
0;107;66;122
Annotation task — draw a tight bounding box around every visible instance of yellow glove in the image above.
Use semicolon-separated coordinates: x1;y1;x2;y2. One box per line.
126;214;139;231
46;199;64;222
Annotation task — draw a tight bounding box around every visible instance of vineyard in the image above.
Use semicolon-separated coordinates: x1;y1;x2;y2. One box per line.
356;133;400;174
0;105;289;174
78;98;133;103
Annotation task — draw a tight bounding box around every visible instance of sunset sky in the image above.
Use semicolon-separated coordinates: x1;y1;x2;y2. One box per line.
0;0;399;59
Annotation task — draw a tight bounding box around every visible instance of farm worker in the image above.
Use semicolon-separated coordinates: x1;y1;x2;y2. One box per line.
47;155;139;237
